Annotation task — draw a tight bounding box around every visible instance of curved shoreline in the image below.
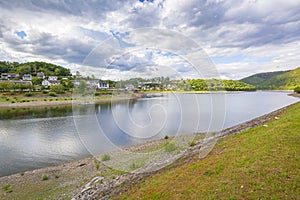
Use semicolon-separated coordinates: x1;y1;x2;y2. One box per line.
0;99;299;199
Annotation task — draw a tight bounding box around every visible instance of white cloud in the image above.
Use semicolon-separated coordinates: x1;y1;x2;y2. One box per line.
0;0;299;80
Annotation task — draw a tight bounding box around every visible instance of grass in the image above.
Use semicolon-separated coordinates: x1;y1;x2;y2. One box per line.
94;159;100;170
2;184;12;193
41;174;49;181
101;154;111;162
117;102;300;200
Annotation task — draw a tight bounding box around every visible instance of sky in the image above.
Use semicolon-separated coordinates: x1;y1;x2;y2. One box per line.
0;0;299;80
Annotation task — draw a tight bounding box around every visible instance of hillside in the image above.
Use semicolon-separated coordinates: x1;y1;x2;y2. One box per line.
240;70;288;86
240;67;300;89
0;61;71;77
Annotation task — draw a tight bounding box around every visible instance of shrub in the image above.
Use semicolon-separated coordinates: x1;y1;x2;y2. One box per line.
49;92;56;97
11;101;15;103
54;174;60;179
41;174;49;181
42;90;48;94
20;172;25;176
294;86;300;93
164;135;169;140
189;140;196;147
101;154;111;161
25;92;33;97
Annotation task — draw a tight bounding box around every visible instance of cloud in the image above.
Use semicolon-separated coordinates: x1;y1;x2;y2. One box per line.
0;0;299;79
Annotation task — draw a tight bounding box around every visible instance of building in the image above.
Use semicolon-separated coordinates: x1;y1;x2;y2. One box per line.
1;73;19;79
42;79;60;86
98;81;109;89
48;76;58;81
87;80;99;89
37;72;45;79
22;74;32;81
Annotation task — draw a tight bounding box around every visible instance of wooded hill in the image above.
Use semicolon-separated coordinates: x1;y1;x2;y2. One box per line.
0;61;71;77
240;67;300;90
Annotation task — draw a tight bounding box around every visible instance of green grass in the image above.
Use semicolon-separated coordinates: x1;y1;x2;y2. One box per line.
41;174;49;181
101;154;111;162
118;102;300;200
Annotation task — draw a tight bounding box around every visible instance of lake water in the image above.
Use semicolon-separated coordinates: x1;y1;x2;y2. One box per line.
0;91;298;177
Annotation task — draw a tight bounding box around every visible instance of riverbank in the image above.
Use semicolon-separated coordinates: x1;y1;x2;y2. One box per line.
0;94;142;108
0;100;298;199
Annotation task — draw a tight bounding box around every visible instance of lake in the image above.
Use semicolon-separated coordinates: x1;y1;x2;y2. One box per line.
0;91;298;177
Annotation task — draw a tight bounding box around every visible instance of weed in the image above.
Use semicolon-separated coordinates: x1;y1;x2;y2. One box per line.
41;174;49;181
101;154;111;162
94;159;100;170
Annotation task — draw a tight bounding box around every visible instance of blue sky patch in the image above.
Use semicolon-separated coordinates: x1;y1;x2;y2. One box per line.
15;31;27;39
211;55;273;64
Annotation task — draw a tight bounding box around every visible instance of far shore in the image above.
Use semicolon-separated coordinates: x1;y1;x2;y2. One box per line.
0;90;297;109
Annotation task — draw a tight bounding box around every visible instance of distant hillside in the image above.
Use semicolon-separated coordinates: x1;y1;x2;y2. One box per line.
240;70;288;86
0;61;71;77
240;67;300;89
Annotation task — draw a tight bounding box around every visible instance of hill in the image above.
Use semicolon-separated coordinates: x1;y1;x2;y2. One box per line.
0;61;71;77
240;67;300;89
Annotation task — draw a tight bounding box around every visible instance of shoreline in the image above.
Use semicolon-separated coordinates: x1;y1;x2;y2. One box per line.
1;99;299;199
0;90;296;109
0;95;141;109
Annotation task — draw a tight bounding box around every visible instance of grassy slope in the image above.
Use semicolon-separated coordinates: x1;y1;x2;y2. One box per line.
119;102;300;200
240;67;300;89
260;67;300;89
240;70;288;86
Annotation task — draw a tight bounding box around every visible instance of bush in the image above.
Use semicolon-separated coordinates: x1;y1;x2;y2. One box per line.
42;90;49;94
25;92;33;97
294;86;300;93
101;154;111;161
164;135;169;140
54;174;60;179
49;92;56;97
41;174;49;181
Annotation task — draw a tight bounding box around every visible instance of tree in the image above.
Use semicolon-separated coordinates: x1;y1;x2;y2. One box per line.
50;84;65;93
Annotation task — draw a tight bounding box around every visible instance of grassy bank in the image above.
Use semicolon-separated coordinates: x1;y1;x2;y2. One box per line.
117;102;300;200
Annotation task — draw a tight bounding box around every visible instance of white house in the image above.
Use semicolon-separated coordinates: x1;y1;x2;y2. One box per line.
23;74;32;81
98;81;109;89
48;76;58;81
42;80;51;86
42;79;60;86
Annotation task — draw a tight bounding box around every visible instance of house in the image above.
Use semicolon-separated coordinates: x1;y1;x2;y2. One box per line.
48;76;58;81
49;80;60;85
42;79;60;86
37;72;45;79
73;80;80;86
1;73;19;79
42;80;51;86
98;81;109;89
10;80;32;86
23;74;32;81
87;80;99;89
